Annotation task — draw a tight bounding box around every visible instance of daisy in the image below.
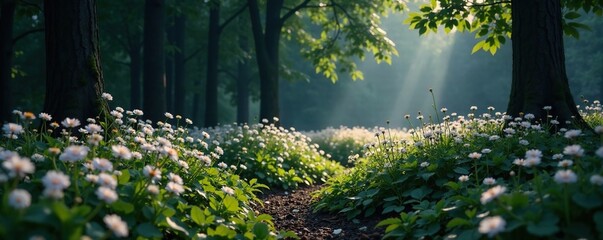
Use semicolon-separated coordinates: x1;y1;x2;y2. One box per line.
479;216;506;238
104;214;128;237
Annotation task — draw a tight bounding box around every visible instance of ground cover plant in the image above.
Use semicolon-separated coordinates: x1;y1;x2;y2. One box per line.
315;99;603;239
303;126;411;167
0;95;311;239
192;120;344;189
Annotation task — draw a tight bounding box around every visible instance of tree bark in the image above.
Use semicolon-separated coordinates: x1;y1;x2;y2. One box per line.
43;0;108;125
129;40;142;110
143;0;166;123
165;18;175;113
204;3;220;127
508;0;587;128
248;0;282;123
237;15;250;124
174;15;186;117
0;0;16;123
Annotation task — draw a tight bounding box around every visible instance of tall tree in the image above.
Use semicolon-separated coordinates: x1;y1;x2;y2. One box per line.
247;0;405;123
166;18;175;113
173;14;186;116
405;0;603;128
143;0;166;122
236;14;251;123
43;0;109;123
0;0;17;123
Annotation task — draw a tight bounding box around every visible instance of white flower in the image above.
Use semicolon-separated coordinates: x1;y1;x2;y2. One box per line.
97;173;117;189
92;158;113;172
43;189;65;199
590;175;603;186
9;189;31;209
543;106;552;110
31;153;45;162
513;158;525;166
524;113;535;120
96;186;118;203
420;162;430;168
489;135;500;141
42;170;70;190
564;129;582;139
3;123;24;138
458;175;469;182
38;112;52;121
59;145;89;162
481;149;491;154
111;145;132;160
143;165;162;181
503;128;516;135
468;152;482;159
518;140;529;146
557;160;573;168
165;182;185;195
524;157;541;167
554;169;577;184
217;162;228;169
85;123;103;134
61;118;81;128
479;216;506;238
563;145;584;157
480;185;506;204
101;93;113;101
87;133;103;146
164;112;174;119
3;156;35;178
483;177;496;185
525;149;542;159
133;109;144;116
596;147;603;158
222;186;235;195
147;185;160;195
168;173;183;185
552;154;564;160
104;214;128;237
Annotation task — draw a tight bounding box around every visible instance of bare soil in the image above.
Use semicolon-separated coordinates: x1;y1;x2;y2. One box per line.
257;185;385;240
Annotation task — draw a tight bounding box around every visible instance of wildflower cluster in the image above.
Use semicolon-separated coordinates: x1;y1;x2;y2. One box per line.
316;102;603;239
0;102;297;239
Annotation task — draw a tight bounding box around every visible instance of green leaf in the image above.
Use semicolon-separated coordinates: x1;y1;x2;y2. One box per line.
453;167;469;175
23;205;53;224
118;170;130;184
253;222;270;239
111;200;135;214
377;217;401;227
527;215;559;236
472;40;485;54
223;195;239;212
565;12;581;19
190;206;204;226
136;222;163;238
166;217;189;236
51;202;71;223
572;192;602;209
446;218;471;229
85;222;106;239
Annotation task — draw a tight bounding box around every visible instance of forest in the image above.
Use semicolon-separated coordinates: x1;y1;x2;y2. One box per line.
1;0;603;239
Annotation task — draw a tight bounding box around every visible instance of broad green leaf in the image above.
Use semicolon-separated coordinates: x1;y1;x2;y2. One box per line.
472;40;485;54
136;222;163;238
253;222;270;239
223;195;239;212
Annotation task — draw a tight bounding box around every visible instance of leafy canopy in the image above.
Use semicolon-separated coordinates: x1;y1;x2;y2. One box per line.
405;0;603;55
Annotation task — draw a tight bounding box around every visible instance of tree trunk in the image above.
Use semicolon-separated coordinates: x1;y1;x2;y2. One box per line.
204;4;220;127
174;15;186;117
237;15;250;124
165;18;175;113
192;56;202;124
43;0;108;125
508;0;587;128
143;0;166;123
0;0;16;123
129;41;142;110
248;0;282;123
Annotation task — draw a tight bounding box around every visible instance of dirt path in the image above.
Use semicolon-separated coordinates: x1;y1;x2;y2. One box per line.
257;185;384;240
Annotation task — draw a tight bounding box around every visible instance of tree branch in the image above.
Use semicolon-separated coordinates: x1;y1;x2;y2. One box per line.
218;3;248;33
280;0;311;23
468;1;511;7
12;28;44;44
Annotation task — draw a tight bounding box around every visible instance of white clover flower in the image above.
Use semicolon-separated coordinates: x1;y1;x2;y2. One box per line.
563;145;584;157
590;175;603;186
483;177;496;185
503;128;515;135
524;113;535;120
104;214;129;237
420;162;430;168
101;93;113;101
147;184;160;195
165;182;185;195
239;164;247;170
214;146;224;155
96;186;118;203
85;123;103;134
468;152;482;159
513;158;525;166
564;129;582;139
481;149;491;154
87;133;103;146
3;156;35;178
518;140;529;146
524;157;541;167
59;145;89;162
222;186;235;195
133;109;144;116
131;151;142;160
86;174;99;183
550;119;560;125
31;153;45;162
185;118;193;125
596;147;603;158
61;118;81;128
554;169;577;184
111;145;132;160
479;216;506;238
92;158;113;172
489;135;500;141
43;188;65;199
525;149;542;159
38;112;52;121
164;112;174;119
42;170;70;190
97;173;117;189
458;175;469;182
9;189;31;209
470;106;478;111
143;165;162;182
480;185;506;204
543;106;552;110
217;162;228;169
168;173;183;185
3;123;24;138
557;160;573;168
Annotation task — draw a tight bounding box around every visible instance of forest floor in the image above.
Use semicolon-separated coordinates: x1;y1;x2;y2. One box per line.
257;185;384;240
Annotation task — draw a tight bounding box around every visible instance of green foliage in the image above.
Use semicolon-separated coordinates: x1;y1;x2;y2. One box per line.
315;96;603;239
405;0;603;55
0;104;299;239
193;119;344;189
